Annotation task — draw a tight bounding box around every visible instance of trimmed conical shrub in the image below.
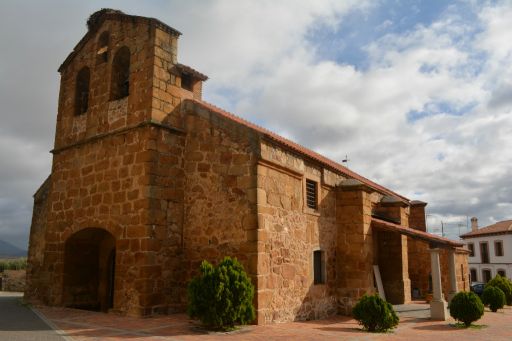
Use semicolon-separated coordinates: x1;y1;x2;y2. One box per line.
482;286;506;312
485;275;512;305
187;257;255;330
449;291;484;327
352;294;399;332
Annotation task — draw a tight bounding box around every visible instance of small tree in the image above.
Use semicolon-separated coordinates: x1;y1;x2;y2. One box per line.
449;291;484;327
481;286;506;312
187;257;255;330
352;294;399;332
485;275;512;305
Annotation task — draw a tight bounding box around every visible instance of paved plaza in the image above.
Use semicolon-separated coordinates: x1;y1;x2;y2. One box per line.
35;301;512;341
2;292;512;340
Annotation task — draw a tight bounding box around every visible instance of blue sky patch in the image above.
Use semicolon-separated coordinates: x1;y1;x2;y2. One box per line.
305;0;453;70
407;100;477;122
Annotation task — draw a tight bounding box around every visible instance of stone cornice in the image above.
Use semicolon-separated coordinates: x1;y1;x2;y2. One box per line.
257;159;303;180
51;120;185;154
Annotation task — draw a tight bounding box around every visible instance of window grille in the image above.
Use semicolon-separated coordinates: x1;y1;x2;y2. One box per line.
306;179;317;210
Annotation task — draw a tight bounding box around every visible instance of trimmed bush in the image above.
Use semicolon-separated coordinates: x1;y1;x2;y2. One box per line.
481;286;506;312
485;275;512;305
449;291;484;327
352;294;399;332
187;257;255;330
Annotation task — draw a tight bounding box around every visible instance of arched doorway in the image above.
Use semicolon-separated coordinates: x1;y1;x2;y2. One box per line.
63;228;116;312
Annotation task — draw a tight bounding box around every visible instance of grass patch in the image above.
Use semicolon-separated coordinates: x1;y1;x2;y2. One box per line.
450;322;487;329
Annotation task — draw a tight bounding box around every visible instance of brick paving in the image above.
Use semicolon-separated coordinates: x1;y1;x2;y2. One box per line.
33;303;512;341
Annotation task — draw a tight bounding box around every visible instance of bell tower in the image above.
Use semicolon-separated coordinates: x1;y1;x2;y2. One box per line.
27;9;208;316
53;8;207;151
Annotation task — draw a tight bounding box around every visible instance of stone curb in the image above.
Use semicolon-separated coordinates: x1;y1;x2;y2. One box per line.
31;307;74;341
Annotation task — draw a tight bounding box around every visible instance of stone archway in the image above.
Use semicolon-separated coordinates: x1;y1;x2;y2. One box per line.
63;228;116;312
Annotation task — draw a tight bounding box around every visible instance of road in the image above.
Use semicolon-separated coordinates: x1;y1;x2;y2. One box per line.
0;292;66;341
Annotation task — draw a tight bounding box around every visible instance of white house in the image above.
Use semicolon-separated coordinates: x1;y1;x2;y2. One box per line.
460;217;512;283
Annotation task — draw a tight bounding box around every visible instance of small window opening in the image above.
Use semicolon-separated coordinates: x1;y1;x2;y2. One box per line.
482;269;492;283
480;242;489;263
75;67;90;115
468;243;474;257
313;250;325;284
181;74;194;91
110;46;130;100
306;179;318;210
495;241;503;257
470;268;477;282
498;269;506;278
96;31;109;63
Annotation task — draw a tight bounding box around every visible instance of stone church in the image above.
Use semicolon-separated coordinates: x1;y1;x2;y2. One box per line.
26;9;469;323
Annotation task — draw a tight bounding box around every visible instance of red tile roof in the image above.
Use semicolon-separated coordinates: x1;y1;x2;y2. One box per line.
371;218;463;248
191;99;410;202
460;220;512;238
175;63;208;81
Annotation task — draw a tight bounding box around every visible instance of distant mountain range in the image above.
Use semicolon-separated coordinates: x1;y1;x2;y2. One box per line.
0;240;27;258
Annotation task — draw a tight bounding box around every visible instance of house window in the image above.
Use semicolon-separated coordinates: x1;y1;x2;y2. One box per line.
480;242;489;263
497;269;506;278
470;268;477;282
495;241;504;257
110;46;130;100
468;243;474;257
482;269;492;283
96;31;109;63
74;67;90;115
313;250;325;284
306;179;318;210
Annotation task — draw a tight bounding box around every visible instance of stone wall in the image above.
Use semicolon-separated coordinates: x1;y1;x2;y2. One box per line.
408;238;431;298
25;177;51;302
376;231;411;304
151;27;197;127
255;142;340;323
1;270;26;292
169;102;260;311
28;126;176;316
408;240;470;299
335;184;377;315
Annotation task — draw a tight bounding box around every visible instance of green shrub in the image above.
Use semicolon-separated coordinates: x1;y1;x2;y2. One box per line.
485;275;512;305
187;257;255;330
352;294;399;332
481;286;505;312
449;291;484;327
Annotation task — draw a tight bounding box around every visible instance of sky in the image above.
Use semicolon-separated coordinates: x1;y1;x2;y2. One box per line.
1;0;512;248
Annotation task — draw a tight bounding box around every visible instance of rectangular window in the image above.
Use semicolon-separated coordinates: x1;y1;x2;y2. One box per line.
498;270;506;278
480;242;489;263
495;241;504;257
470;268;477;283
313;250;325;284
306;179;318;210
468;243;474;257
483;269;492;283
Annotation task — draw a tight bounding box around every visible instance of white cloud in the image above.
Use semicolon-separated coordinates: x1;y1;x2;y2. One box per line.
188;1;512;236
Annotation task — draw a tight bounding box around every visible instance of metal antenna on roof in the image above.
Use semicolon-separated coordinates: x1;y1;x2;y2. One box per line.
342;154;350;166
